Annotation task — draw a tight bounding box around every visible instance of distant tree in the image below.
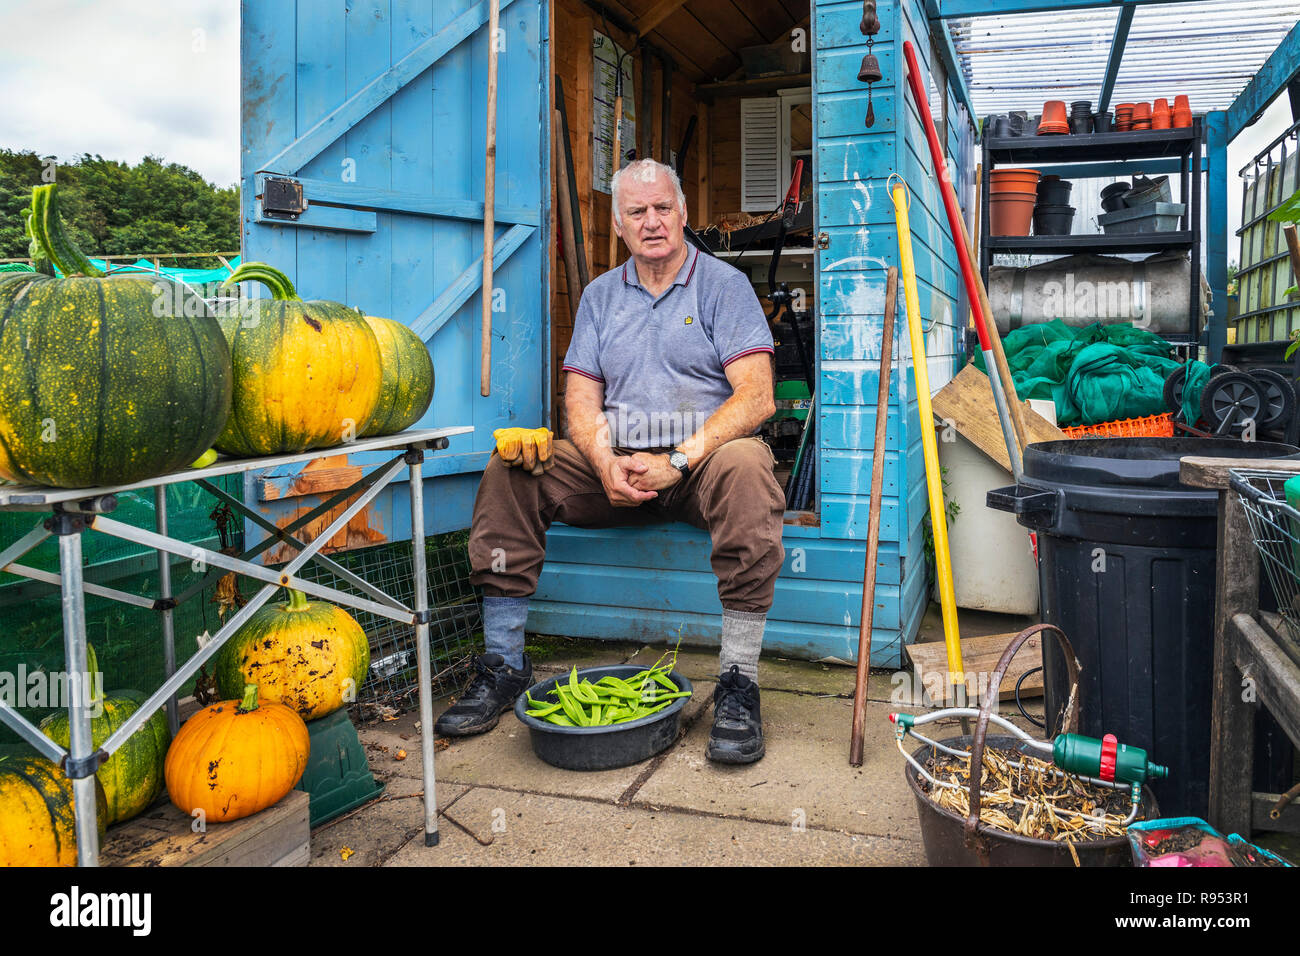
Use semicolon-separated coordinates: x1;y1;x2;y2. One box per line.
0;150;238;266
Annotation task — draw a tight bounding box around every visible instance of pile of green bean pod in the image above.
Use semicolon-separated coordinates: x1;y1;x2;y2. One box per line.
525;658;689;727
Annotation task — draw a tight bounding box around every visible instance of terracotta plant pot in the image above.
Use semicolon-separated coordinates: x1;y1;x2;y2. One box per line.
1115;103;1134;132
990;193;1036;236
990;168;1041;193
1038;100;1069;135
1131;102;1151;129
1173;95;1192;128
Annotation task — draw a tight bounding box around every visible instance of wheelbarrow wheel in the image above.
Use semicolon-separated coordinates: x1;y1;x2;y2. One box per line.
1247;367;1297;432
1199;371;1266;436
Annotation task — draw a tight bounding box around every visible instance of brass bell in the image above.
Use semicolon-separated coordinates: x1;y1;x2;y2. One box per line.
857;53;882;85
860;0;880;36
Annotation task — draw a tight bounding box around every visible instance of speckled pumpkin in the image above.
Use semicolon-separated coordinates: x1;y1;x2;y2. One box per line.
39;645;170;826
359;314;434;438
215;262;381;456
0;184;233;487
0;756;106;866
165;684;309;823
214;589;370;720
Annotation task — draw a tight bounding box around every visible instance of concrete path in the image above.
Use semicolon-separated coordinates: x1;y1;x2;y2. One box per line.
310;633;1042;867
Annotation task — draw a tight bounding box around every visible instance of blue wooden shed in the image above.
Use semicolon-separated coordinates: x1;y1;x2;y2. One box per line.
238;0;1300;667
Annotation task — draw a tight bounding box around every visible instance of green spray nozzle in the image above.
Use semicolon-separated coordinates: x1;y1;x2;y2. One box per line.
1053;732;1168;786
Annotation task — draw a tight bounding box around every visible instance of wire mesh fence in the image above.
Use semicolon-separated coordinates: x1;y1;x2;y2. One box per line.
1231;467;1300;654
296;531;482;718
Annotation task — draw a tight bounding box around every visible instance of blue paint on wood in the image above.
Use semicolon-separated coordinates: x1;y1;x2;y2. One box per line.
240;0;550;555
1205;111;1229;362
1227;20;1300;138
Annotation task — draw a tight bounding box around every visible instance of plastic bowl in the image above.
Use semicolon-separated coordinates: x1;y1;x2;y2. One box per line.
514;664;695;771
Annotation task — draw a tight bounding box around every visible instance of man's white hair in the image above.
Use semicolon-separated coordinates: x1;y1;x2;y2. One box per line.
610;158;687;228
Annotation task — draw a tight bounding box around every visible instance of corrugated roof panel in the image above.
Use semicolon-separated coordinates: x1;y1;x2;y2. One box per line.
950;1;1297;119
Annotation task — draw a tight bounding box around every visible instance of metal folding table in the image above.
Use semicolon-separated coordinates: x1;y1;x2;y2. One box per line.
0;426;471;865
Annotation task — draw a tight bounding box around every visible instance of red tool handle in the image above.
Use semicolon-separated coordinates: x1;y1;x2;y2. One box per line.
900;40;993;354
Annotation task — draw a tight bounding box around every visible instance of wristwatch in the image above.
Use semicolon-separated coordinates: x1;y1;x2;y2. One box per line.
669;449;690;479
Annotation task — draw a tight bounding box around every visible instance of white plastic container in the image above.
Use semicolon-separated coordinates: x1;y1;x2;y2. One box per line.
938;431;1041;615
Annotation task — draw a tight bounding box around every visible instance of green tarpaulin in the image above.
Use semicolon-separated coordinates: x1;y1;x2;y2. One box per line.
973;319;1179;426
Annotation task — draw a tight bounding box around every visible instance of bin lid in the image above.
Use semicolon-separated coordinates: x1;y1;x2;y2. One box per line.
1024;437;1299;491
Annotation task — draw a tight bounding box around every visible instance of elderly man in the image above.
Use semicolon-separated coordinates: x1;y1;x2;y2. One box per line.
437;158;785;764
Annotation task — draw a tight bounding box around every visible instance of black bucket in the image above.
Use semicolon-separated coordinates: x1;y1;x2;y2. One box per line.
987;438;1299;816
1100;181;1129;212
905;735;1155;866
1033;203;1075;235
514;665;694;771
903;623;1156;866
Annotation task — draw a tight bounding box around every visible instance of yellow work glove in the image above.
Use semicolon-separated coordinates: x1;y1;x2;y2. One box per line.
492;427;555;475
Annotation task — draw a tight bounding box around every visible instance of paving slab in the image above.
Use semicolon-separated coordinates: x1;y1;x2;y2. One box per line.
385;786;925;866
633;691;931;840
308;775;469;867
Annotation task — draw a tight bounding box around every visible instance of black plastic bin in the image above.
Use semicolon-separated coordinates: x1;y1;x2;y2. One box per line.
988;438;1298;817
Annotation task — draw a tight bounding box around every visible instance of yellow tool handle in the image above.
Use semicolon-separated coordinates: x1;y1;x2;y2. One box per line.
891;182;965;697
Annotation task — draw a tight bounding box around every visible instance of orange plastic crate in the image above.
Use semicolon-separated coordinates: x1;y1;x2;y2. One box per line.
1061;413;1174;439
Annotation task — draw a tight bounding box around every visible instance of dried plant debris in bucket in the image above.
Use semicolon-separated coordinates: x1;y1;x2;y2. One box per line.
921;744;1133;842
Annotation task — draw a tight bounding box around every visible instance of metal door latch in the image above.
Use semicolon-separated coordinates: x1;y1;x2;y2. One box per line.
262;176;307;221
817;232;830;249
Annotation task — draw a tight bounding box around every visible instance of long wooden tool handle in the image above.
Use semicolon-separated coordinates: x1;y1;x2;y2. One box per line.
850;266;899;767
955;207;1027;453
480;0;500;397
608;93;623;270
554;109;585;313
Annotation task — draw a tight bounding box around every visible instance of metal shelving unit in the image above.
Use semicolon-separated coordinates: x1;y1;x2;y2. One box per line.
0;426;470;865
979;122;1205;343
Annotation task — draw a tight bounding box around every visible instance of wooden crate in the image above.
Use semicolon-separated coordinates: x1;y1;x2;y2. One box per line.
100;790;310;867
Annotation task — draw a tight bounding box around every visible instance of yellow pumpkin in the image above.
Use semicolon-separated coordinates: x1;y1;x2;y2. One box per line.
213;589;370;721
164;684;309;823
0;756;107;866
215;262;382;456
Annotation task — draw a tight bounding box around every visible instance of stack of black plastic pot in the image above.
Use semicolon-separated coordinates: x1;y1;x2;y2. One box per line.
1033;175;1075;235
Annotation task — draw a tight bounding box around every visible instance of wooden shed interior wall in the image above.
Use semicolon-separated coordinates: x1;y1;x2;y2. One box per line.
548;0;810;427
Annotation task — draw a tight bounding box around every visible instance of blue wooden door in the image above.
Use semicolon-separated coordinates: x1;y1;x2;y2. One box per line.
239;0;550;549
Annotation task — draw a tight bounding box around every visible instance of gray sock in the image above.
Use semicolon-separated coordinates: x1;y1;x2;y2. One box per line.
719;608;765;682
483;595;528;670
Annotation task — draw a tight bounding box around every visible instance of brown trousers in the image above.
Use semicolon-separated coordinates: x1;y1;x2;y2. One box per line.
468;437;786;613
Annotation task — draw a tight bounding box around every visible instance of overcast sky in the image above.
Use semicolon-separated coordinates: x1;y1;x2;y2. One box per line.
0;0;240;187
0;0;1292;246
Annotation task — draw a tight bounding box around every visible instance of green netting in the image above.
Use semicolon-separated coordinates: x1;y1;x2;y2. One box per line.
0;476;242;744
974;319;1179;426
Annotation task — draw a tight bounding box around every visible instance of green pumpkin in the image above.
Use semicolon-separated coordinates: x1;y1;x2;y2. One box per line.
359;314;435;438
0;184;233;488
215;263;382;457
39;645;170;827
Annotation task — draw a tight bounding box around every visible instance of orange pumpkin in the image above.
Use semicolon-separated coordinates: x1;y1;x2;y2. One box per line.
164;684;309;823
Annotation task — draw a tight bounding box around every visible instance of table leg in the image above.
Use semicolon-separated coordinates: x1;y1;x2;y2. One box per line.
56;519;99;867
156;486;179;737
407;450;439;846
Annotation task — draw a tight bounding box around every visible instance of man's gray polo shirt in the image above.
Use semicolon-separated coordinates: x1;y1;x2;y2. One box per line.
562;246;774;449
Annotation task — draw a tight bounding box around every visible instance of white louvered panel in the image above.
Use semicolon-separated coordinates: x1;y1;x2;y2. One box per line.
741;98;781;212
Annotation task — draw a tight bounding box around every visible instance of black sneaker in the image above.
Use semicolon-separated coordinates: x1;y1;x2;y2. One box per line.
706;665;765;764
434;653;532;737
